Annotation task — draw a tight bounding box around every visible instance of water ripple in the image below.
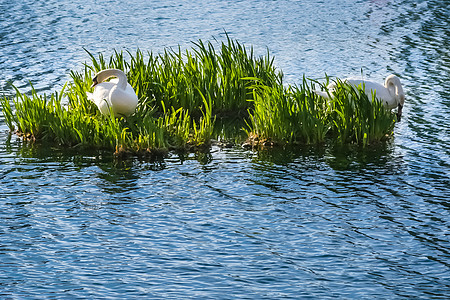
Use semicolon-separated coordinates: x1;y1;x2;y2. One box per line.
1;0;450;298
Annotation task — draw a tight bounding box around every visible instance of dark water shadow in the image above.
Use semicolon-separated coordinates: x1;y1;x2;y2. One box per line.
1;136;166;197
248;140;406;175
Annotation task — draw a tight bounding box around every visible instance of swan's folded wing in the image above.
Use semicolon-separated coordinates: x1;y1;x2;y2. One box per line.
91;84;112;103
109;85;138;116
87;82;115;115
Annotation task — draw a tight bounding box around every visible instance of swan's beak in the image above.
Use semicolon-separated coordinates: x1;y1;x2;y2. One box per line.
396;104;403;122
396;94;405;121
91;76;99;88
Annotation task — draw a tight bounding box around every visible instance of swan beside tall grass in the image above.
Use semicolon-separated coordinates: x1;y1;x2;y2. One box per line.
315;74;405;120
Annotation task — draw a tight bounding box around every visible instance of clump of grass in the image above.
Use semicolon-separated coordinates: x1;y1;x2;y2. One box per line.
1;80;214;158
70;34;282;116
327;78;396;145
245;76;330;147
245;76;396;148
1;37;397;158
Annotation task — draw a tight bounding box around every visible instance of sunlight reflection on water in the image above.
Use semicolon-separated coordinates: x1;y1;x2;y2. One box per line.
0;0;449;298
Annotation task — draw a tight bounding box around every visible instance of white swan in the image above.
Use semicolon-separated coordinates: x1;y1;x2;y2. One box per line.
315;74;405;120
87;69;138;117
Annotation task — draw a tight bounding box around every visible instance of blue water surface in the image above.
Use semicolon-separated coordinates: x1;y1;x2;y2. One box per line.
1;0;449;298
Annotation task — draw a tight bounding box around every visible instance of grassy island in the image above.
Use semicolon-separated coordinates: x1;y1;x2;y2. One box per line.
1;37;396;158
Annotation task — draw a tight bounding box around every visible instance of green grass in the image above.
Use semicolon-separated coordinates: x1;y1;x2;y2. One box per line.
245;76;330;146
245;76;396;147
73;34;282;116
327;78;396;145
0;37;397;158
1;79;214;157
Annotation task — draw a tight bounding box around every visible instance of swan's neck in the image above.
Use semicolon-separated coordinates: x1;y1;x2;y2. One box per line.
385;75;404;104
94;69;128;90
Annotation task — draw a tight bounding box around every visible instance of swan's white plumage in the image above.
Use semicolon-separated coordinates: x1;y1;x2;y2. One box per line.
315;74;405;119
87;69;138;117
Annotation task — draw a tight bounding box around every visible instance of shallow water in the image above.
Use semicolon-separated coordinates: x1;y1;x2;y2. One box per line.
1;0;449;298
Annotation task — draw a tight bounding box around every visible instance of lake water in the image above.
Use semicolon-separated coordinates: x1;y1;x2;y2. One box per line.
1;0;449;298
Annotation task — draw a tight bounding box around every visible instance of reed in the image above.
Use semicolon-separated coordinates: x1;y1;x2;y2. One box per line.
245;77;330;146
70;35;282;116
1;80;213;157
326;78;396;145
0;38;397;157
245;76;396;147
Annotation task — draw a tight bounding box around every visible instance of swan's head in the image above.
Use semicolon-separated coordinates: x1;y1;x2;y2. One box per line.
395;93;404;121
91;75;100;88
385;74;405;121
90;69;127;89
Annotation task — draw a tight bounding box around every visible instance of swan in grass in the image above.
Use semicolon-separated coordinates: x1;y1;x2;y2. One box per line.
315;74;405;120
87;69;138;117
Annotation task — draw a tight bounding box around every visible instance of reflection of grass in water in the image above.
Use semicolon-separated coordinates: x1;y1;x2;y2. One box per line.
1;37;397;159
213;116;249;146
